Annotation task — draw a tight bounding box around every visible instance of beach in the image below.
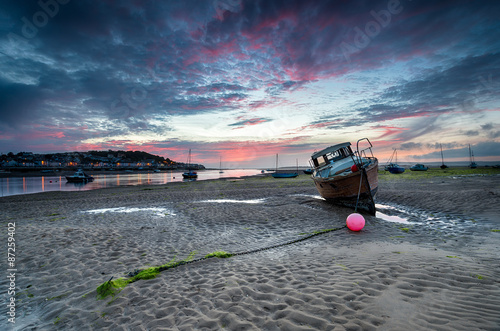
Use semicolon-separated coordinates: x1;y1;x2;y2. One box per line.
1;170;500;330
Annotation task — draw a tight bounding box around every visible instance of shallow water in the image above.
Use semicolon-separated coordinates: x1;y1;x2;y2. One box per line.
82;207;176;216
0;169;262;197
375;204;411;224
198;198;266;204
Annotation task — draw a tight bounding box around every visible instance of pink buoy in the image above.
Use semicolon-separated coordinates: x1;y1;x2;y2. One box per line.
346;213;365;231
351;164;358;172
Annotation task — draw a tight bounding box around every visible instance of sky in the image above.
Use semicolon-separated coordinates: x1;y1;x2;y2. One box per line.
0;0;499;168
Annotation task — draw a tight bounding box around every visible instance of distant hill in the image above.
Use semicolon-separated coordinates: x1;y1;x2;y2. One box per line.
87;150;173;163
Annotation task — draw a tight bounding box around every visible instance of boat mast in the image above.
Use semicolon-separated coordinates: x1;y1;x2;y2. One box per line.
440;144;448;169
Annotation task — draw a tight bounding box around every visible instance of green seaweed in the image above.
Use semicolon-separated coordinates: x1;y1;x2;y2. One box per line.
336;263;348;270
205;251;233;259
400;227;410;233
96;251;198;300
490;229;500;232
446;255;461;259
472;274;484;280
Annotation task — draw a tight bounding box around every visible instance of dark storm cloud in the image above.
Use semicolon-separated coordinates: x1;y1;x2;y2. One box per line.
0;79;46;128
399;142;423;151
228;117;272;129
346;53;500;136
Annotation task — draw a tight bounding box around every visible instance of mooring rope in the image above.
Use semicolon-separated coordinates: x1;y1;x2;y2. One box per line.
126;225;347;277
354;164;364;212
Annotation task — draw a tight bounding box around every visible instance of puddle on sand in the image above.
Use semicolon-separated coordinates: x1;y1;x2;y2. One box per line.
290;194;326;200
82;207;175;216
198;199;266;204
375;204;411;224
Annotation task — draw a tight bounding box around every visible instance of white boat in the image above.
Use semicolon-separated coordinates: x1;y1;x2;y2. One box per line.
66;169;94;183
310;138;378;215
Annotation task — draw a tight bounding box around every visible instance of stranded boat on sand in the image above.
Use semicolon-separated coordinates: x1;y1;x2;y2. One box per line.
385;149;405;174
65;169;94;183
310;138;378;215
410;164;428;171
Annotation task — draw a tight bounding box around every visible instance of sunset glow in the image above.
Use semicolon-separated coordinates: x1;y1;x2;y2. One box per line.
1;0;499;167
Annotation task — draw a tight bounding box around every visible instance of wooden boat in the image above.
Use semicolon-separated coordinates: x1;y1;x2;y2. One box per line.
410;164;428;171
385;149;405;174
310;138;378;215
66;169;94;183
182;149;198;179
271;155;298;178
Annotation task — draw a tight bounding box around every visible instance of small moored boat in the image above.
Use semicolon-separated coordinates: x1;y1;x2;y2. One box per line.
271;155;298;178
182;149;198;179
468;144;477;169
410;164;428;171
310;138;378;215
66;169;94;183
440;144;448;169
385;149;405;174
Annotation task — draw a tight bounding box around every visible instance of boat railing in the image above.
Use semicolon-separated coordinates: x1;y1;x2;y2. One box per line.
352;138;375;168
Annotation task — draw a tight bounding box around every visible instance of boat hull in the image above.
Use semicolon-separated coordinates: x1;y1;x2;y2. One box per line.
312;159;378;215
388;166;405;174
272;173;298;178
66;176;94;183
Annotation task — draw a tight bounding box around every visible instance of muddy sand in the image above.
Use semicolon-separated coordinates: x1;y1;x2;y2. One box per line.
1;172;499;330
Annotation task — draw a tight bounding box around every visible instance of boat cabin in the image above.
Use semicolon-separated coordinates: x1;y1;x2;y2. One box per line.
311;142;353;169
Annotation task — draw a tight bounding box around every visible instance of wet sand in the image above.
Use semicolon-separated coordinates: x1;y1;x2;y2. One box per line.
1;172;499;330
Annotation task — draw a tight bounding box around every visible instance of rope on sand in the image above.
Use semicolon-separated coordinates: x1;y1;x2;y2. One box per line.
97;225;346;299
137;225;347;273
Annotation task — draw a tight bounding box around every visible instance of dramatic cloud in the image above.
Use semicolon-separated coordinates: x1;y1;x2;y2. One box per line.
0;0;499;166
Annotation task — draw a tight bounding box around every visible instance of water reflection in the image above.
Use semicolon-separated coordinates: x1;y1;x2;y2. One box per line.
0;169;262;197
82;206;175;216
198;198;266;204
375;204;411;224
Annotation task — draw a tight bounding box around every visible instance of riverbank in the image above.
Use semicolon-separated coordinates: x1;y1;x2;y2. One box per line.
1;172;499;330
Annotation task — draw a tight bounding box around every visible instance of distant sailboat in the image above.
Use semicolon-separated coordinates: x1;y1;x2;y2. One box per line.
219;156;224;173
468;144;477;168
385;149;405;174
440;144;448;169
182;149;198;179
271;154;298;178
